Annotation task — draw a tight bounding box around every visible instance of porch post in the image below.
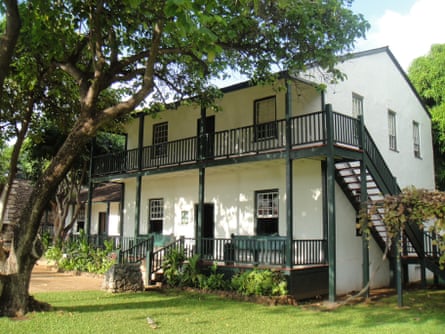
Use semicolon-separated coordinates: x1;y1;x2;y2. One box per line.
86;138;95;237
119;182;125;240
196;105;207;254
358;115;369;297
137;113;145;170
135;114;144;238
135;175;142;237
325;104;336;302
285;79;293;268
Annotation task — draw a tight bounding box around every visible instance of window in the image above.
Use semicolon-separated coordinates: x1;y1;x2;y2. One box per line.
413;121;421;158
255;190;279;235
98;212;107;235
152;122;168;157
76;205;86;233
254;96;277;140
149;198;164;234
352;93;363;118
388;110;397;151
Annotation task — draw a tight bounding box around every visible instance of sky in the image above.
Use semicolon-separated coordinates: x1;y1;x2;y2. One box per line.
351;0;445;70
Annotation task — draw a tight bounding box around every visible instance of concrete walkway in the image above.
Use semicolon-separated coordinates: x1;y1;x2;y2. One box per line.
30;262;103;293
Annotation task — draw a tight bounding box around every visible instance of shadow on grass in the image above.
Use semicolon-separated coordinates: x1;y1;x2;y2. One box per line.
39;288;445;331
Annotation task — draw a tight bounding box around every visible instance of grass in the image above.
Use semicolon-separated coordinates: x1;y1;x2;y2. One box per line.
1;288;444;334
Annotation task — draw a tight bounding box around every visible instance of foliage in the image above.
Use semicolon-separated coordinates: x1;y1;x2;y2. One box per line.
181;254;204;288
231;268;288;296
163;247;187;287
44;231;115;274
409;44;445;190
1;0;369;316
366;187;445;265
162;252;285;295
198;262;227;291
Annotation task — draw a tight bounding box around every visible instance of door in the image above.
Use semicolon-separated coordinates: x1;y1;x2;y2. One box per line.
195;203;215;258
98;212;107;235
197;116;215;159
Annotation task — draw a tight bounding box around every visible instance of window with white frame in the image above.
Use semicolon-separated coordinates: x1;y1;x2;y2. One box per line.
152;122;168;157
149;198;164;234
413;121;421;158
352;93;363;118
256;190;279;235
254;96;277;140
388;110;397;151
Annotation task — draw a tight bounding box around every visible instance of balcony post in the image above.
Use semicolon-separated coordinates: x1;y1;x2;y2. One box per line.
86;139;95;237
196;105;207;255
325;103;336;302
358;115;370;297
135;175;142;238
285;79;293;268
137;113;145;170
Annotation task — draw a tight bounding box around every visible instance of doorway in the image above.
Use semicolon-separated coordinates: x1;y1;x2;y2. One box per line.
195;203;215;257
197;116;215;159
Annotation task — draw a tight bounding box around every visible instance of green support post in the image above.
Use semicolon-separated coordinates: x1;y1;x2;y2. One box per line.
285;79;293;268
325;104;336;302
135;175;142;238
135;114;144;238
86;139;95;238
395;235;403;307
196;105;207;255
358;115;370;297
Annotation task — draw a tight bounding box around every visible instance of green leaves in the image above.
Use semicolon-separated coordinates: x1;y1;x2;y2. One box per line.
366;187;445;265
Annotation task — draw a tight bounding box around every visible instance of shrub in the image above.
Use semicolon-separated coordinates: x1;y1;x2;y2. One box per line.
43;231;115;274
163;247;186;287
231;269;288;296
198;262;227;291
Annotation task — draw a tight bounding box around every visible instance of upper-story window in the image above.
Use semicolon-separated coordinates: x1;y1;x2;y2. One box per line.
149;198;164;234
413;121;421;158
254;96;277;140
256;189;279;235
153;122;168;157
352;93;363;118
388;110;397;151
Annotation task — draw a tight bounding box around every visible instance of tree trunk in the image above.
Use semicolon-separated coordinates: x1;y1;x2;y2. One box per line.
0;118;94;317
0;245;49;317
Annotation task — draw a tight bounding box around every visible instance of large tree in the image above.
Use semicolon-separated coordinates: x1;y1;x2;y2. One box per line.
408;44;445;190
0;0;369;316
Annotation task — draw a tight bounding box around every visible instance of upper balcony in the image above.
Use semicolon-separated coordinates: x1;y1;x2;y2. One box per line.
92;110;364;178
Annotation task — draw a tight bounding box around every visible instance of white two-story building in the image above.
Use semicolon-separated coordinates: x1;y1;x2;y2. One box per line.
88;47;439;299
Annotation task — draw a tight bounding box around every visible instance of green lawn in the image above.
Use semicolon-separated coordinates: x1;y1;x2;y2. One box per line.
1;289;444;334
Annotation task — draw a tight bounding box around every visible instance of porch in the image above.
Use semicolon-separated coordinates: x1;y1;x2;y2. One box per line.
91;110;368;179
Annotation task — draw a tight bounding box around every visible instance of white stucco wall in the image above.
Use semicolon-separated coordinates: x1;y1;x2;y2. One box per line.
322;50;435;190
115;48;435;294
334;183;390;294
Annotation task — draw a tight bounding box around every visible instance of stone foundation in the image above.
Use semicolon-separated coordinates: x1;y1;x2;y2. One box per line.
102;263;143;293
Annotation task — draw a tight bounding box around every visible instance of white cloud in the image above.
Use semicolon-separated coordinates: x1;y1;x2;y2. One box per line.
356;0;445;70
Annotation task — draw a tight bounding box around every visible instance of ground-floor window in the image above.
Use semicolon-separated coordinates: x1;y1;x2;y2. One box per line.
255;189;279;235
149;198;164;234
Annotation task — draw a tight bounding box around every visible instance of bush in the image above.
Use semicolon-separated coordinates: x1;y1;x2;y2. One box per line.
43;231;115;274
198;262;227;291
161;252;287;297
163;248;186;287
231;269;288;296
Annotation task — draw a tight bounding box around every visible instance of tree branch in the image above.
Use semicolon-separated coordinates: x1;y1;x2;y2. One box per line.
0;0;21;92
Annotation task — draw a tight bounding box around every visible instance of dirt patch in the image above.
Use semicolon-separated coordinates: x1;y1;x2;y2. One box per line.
30;262;104;293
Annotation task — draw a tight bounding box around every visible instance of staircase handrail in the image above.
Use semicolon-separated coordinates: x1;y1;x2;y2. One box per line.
118;236;154;264
363;127;400;195
150;237;193;275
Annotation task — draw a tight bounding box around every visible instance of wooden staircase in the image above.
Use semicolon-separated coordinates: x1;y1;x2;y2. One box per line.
335;158;444;282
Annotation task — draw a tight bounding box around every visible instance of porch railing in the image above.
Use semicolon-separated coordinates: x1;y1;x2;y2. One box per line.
151;237;195;274
118;236;154;264
200;237;327;266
